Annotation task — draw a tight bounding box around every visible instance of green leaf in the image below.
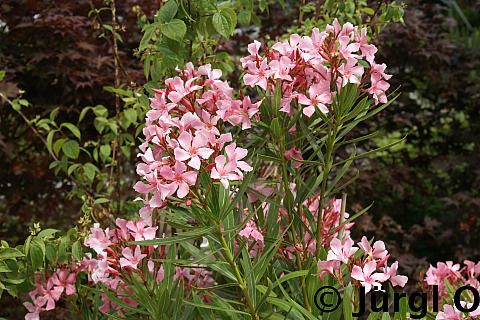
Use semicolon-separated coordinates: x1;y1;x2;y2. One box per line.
83;162;97;182
238;11;251;26
49;107;59;121
221;8;236;32
94;198;109;205
45;243;56;263
99;144;111;162
72;241;83;260
159;0;178;22
213;10;234;38
0;261;11;273
62;140;80;159
161;19;186;41
53;138;65;156
343;283;354;320
36;229;59;238
29;238;45;270
94;117;109;133
139;24;155;52
78;106;92;123
46;130;55;154
67;163;80;175
0;70;5;82
124;108;137;124
60;123;81;139
133;234;200;246
361;7;375;15
0;248;24;260
183;299;250;315
93;105;108;117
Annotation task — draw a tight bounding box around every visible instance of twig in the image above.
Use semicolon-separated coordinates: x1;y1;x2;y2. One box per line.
298;0;306;27
110;0;122;216
88;0;131;82
0;92;58;161
315;0;325;22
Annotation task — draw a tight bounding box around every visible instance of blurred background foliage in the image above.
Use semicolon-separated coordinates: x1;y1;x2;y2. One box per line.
0;0;479;317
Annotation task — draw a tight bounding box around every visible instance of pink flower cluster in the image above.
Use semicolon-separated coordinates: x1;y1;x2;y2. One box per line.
80;218;215;314
80;219;158;314
241;19;391;117
23;217;217;319
423;260;480;319
134;63;259;211
436;304;480;320
317;235;408;293
242;181;354;261
279;195;353;261
24;268;77;320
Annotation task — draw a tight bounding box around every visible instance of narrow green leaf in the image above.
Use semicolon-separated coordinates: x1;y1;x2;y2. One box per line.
343;283;354;320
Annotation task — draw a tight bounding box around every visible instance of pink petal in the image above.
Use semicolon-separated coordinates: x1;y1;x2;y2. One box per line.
177;131;192;150
187;156;201;170
182;171;197;185
176;182;189;198
351;265;364;281
174;148;191;162
197;147;214;159
303;105;315;117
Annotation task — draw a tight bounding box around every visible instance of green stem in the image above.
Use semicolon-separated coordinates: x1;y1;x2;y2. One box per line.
315;121;338;253
218;230;259;320
279;139;312;312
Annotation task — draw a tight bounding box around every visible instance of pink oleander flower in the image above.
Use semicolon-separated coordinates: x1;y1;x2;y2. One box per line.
239;218;264;242
242;19;391;116
243;60;273;91
159;161;197;199
351;261;389;293
36;277;58;311
368;72;390;105
436;305;463;320
425;261;461;287
315;260;341;280
338;58;364;85
174;131;214;170
135;63;259;213
84;223;112;255
126;220;158;242
464;260;480;276
225;143;253;176
382;261;408;287
297;82;331;117
284;147;303;168
357;236;388;259
24;296;47;320
51;269;76;296
210;155;239;189
120;247;147;269
269;56;293;81
327;237;358;264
